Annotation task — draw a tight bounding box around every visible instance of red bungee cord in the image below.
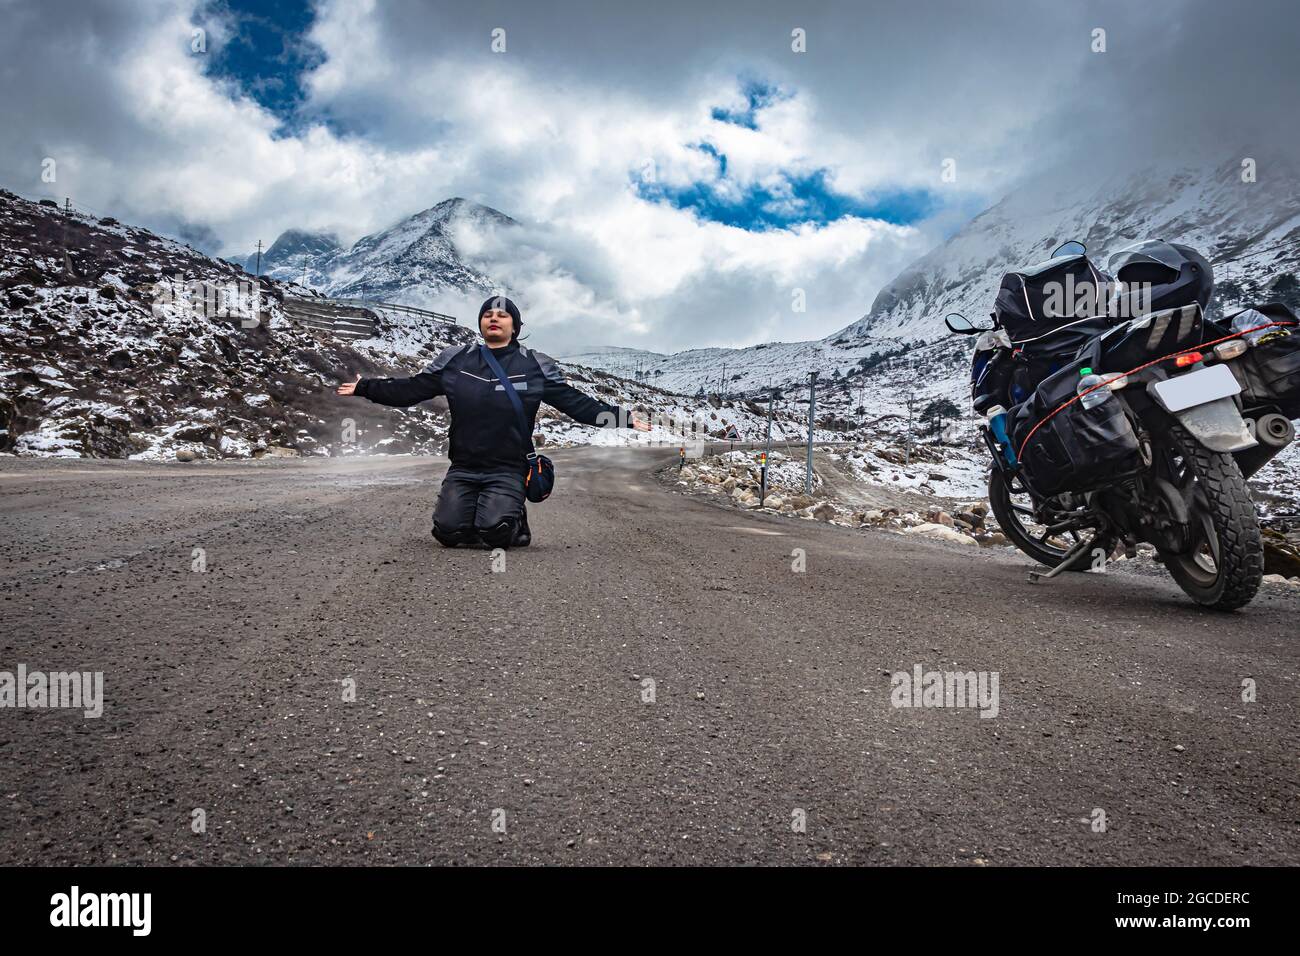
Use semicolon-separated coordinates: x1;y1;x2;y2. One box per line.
1015;321;1298;463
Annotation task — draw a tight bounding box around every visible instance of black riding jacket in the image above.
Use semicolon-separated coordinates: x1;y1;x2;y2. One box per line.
356;341;631;470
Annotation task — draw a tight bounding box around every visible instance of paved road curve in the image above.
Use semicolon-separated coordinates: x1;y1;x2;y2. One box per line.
1;448;1296;865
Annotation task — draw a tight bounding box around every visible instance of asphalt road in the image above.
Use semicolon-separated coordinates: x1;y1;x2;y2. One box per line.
1;447;1296;865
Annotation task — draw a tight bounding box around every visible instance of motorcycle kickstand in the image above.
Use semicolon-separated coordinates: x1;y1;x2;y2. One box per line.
1027;534;1099;584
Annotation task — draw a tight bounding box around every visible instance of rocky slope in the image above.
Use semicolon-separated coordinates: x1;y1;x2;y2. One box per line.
0;189;476;460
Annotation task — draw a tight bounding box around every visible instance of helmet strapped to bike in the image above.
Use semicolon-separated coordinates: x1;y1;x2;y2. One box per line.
1106;240;1214;316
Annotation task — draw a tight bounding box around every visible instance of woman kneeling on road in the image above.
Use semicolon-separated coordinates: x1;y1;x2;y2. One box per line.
337;295;650;548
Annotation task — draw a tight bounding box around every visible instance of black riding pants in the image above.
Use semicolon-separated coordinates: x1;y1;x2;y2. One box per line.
432;466;526;548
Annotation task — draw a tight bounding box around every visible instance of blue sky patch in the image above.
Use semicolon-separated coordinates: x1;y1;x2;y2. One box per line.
710;79;787;130
636;145;938;230
197;0;323;126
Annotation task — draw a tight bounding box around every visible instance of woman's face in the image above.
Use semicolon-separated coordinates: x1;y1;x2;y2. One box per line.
480;308;514;343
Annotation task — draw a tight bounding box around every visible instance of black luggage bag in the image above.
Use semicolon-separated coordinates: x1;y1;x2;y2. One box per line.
994;253;1109;347
1010;362;1142;497
1224;303;1300;419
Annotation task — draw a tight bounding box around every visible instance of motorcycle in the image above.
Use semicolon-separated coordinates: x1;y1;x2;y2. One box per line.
947;239;1299;610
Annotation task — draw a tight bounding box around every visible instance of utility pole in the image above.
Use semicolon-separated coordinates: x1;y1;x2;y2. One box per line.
904;391;916;468
805;371;818;495
301;260;309;289
720;363;727;402
58;198;74;278
254;239;263;277
765;383;775;455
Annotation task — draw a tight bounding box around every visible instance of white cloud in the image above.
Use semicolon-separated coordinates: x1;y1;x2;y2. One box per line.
3;0;1295;354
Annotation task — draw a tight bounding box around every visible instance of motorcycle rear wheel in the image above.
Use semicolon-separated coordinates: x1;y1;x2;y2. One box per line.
1158;425;1263;611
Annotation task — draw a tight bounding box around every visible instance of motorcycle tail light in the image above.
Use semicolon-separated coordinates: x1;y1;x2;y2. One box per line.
1214;339;1248;360
1174;351;1204;368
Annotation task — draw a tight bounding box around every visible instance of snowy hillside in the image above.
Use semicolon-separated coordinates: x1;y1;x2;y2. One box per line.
0;189;486;460
812;153;1300;492
556;345;669;382
844;154;1300;347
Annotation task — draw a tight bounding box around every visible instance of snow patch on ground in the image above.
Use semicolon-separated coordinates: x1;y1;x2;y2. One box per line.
829;444;988;499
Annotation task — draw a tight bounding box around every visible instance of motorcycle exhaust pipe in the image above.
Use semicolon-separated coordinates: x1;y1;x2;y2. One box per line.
1236;412;1296;478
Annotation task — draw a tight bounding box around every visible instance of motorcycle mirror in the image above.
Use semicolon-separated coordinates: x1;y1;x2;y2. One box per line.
944;312;987;334
1052;240;1086;259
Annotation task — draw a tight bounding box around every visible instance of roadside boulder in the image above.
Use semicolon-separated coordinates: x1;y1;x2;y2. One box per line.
905;522;978;546
1262;532;1300;578
173;424;216;444
925;509;955;528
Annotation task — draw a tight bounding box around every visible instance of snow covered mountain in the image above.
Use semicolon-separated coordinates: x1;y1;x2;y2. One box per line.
242;228;341;278
843;154;1300;347
567;153;1300;408
250;198;516;304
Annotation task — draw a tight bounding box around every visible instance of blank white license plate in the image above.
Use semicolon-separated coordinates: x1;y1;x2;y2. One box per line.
1150;362;1241;413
